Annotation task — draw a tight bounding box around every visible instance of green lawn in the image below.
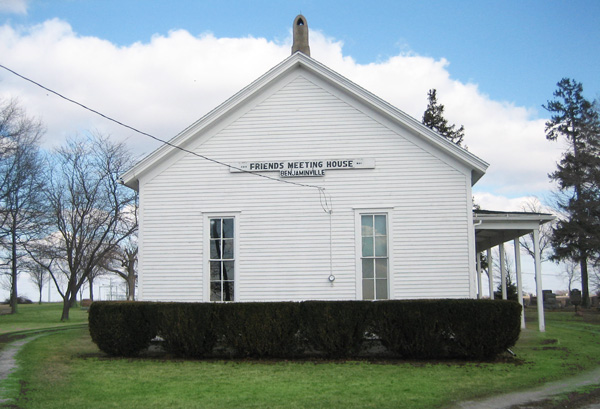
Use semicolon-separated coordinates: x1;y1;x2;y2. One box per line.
0;303;88;336
2;308;600;409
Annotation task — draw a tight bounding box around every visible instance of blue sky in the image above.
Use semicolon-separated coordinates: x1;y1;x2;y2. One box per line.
5;0;599;112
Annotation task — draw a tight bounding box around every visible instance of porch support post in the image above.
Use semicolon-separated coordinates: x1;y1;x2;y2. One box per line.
514;238;525;329
487;248;494;299
499;242;507;300
476;252;482;299
533;228;545;332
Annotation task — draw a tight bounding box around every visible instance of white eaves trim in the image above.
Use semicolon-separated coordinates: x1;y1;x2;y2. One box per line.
473;211;556;224
122;52;489;190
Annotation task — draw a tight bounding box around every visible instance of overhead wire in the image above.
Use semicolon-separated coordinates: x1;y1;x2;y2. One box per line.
0;63;328;194
0;62;337;276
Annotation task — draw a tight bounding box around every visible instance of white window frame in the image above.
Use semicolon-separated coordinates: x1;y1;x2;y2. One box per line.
203;212;240;302
354;208;393;300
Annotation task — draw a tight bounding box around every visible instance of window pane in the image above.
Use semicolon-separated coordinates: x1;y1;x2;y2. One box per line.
362;258;374;279
210;239;221;259
210;282;222;301
223;261;234;281
362;279;374;300
376;279;388;299
210;261;221;280
375;236;387;257
375;259;387;278
208;216;235;302
362;236;373;257
210;219;221;238
222;218;234;238
374;215;386;236
361;215;373;237
223;281;234;301
223;239;234;259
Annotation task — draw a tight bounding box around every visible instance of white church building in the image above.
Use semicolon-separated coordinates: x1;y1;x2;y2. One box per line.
122;16;552;330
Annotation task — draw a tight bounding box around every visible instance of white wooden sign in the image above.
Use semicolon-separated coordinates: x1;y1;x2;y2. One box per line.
230;158;375;178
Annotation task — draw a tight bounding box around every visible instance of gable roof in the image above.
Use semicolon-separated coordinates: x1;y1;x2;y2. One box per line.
122;52;489;190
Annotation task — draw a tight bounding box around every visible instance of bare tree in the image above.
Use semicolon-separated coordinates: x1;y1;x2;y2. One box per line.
560;260;580;293
99;194;138;301
519;197;555;263
29;134;137;320
86;263;107;301
103;242;138;301
26;263;47;304
0;274;11;295
0;98;45;314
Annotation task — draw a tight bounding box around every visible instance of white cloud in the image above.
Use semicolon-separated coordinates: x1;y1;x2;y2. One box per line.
473;192;533;212
0;19;559;197
0;0;28;14
472;192;560;213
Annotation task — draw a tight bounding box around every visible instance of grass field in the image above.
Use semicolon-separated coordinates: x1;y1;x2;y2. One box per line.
0;303;88;335
1;306;600;408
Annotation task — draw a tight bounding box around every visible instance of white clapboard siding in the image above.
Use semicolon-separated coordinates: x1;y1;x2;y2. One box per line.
138;71;473;302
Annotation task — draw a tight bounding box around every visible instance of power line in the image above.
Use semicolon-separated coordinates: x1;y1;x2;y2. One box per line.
0;63;327;194
0;63;337;275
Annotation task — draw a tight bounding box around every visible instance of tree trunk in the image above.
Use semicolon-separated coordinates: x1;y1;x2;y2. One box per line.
69;292;78;308
62;290;80;321
60;296;71;321
10;229;18;314
127;273;136;301
88;277;94;301
580;256;590;308
125;249;137;301
38;284;43;304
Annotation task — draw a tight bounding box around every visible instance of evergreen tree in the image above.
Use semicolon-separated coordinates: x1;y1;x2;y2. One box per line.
494;273;518;302
422;89;465;146
543;78;600;308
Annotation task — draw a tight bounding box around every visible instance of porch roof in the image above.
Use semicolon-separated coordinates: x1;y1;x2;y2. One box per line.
474;210;555;252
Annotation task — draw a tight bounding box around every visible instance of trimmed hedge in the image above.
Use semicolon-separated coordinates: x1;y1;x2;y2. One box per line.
370;300;521;359
157;303;218;358
300;301;372;358
88;299;521;360
88;301;157;357
217;302;302;357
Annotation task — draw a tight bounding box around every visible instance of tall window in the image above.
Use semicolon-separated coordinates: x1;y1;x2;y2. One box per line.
361;214;388;300
209;217;235;301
